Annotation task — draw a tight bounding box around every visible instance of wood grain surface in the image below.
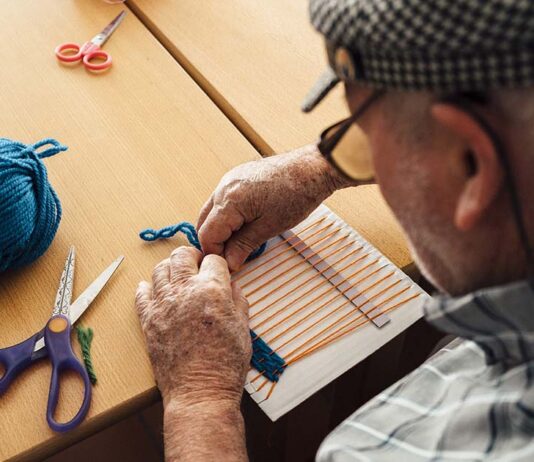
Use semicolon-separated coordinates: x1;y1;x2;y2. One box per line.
1;0;413;460
126;0;412;270
0;1;260;460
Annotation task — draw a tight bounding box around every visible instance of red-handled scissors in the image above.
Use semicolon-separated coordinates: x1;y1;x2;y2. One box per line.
55;11;126;72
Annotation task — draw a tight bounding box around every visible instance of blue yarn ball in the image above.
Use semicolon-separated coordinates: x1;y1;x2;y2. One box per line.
0;138;67;272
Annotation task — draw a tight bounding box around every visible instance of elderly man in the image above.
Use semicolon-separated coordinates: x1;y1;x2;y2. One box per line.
135;0;534;460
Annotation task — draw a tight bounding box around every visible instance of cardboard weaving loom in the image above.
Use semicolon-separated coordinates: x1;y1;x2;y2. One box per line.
234;205;429;421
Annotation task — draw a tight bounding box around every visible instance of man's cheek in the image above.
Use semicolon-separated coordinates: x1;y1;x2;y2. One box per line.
372;147;399;205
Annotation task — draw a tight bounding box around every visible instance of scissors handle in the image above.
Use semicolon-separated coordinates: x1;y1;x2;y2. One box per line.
0;331;45;395
44;315;92;433
55;42;96;62
83;50;112;71
55;42;113;71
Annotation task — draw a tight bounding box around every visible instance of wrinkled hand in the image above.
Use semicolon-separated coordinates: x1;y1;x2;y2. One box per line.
198;144;353;271
135;246;251;406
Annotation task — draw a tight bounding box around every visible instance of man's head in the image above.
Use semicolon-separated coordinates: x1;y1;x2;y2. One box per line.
305;0;534;295
347;84;534;295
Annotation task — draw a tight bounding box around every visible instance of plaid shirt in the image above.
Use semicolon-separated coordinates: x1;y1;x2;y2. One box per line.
317;280;534;462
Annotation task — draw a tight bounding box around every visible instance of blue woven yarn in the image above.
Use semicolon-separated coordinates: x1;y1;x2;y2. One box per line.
251;333;286;382
0;138;67;272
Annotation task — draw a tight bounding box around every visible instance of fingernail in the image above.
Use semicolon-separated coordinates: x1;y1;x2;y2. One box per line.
226;251;243;272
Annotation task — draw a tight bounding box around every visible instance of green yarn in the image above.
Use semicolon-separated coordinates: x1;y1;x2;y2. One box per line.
76;326;97;385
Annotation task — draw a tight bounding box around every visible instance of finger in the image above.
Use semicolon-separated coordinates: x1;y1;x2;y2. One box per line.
197;205;245;256
170;246;202;284
224;222;270;272
199;254;231;285
152;258;170;295
135;281;153;329
232;282;249;316
197;196;214;231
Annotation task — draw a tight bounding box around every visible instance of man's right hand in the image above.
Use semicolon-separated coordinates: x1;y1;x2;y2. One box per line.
197;144;356;271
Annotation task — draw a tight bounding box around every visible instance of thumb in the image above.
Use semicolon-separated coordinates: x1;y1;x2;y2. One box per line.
231;282;249;316
224;224;269;272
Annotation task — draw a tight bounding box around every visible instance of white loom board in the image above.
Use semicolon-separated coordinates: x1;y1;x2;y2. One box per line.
235;205;429;421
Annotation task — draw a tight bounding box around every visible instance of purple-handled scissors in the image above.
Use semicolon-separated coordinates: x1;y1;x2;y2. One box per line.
0;246;124;432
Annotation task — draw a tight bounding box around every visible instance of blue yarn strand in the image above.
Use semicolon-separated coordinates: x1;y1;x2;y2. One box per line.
140;221;267;262
140;221;286;381
140;222;202;250
0;138;67;272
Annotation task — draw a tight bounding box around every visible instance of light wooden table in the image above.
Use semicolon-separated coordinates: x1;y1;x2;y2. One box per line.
128;0;412;270
0;1;261;460
0;1;415;460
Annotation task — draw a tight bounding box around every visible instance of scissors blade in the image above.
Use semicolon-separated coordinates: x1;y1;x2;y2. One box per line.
52;246;75;317
91;10;127;47
69;255;124;325
34;255;124;353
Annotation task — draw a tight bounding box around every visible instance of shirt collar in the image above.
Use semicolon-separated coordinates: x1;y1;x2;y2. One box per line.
424;280;534;365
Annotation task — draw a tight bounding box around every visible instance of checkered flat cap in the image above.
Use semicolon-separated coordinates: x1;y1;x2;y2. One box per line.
302;0;534;112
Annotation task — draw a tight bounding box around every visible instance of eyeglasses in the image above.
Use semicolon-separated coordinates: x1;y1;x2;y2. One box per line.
317;90;385;182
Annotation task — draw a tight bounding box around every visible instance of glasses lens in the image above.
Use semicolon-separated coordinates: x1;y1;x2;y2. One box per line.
324;122;374;181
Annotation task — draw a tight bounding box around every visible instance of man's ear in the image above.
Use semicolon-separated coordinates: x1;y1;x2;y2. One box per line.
431;104;503;231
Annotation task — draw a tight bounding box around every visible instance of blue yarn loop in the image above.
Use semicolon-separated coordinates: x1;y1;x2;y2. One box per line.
140;221;286;381
140;221;267;262
0;138;67;272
